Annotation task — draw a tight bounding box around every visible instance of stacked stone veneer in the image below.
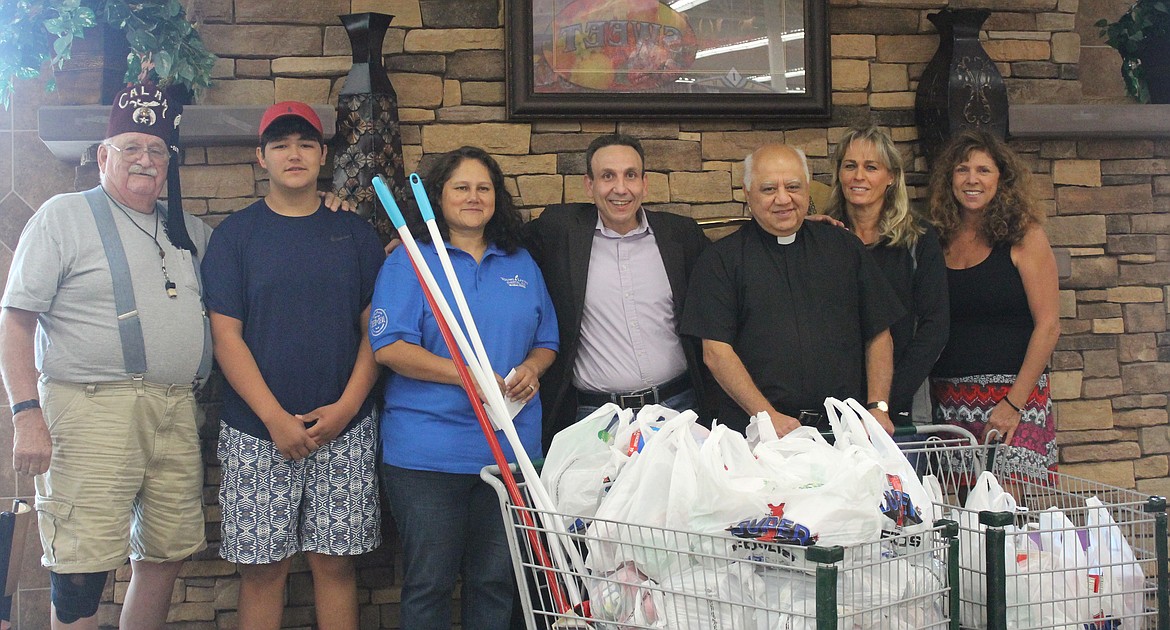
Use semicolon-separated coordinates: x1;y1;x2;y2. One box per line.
0;0;1165;627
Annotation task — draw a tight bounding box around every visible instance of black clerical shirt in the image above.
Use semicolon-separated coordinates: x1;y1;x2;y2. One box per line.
681;220;904;433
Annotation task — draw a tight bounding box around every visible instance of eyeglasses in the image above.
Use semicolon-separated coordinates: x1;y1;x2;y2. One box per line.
104;142;171;163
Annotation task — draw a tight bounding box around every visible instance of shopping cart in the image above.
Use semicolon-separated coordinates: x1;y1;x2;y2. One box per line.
482;464;960;630
896;427;1169;630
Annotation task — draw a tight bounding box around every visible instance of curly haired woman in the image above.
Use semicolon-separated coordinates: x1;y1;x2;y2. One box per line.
927;129;1060;478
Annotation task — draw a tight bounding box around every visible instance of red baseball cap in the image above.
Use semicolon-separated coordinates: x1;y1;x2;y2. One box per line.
258;101;323;137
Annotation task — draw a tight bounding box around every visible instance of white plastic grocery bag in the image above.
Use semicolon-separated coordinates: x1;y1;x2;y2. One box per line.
827;398;936;536
691;424;840;566
838;544;945;630
1085;496;1147;628
756;567;818;630
756;544;948;630
690;424;773;534
745;410;779;449
585;560;667;628
541;403;634;528
587;411;706;581
1025;508;1090;628
750;425;887;549
956;470;1019;628
658;561;765;630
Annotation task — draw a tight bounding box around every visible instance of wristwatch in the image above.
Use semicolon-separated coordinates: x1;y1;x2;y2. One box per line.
866;400;889;413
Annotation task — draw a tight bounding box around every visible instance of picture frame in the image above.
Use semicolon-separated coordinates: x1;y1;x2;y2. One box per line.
506;0;831;120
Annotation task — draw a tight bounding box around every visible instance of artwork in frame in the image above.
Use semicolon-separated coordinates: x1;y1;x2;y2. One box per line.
506;0;831;119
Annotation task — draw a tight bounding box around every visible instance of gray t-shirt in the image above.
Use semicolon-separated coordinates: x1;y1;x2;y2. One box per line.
2;189;213;385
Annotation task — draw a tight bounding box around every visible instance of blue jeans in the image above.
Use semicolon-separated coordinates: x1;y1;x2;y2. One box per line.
575;387;698;422
381;464;515;630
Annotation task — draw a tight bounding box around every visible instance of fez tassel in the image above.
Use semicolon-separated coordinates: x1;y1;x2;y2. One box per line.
372;176;587;617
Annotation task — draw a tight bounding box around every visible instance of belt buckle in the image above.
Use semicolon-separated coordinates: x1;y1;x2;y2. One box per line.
798;410;822;427
618;385;660;410
618;392;646;409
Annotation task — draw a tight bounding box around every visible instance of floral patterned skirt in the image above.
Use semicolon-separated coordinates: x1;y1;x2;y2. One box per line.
930;373;1058;481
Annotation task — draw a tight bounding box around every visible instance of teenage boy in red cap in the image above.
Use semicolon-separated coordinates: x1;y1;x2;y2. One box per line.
1;83;212;629
201;102;384;629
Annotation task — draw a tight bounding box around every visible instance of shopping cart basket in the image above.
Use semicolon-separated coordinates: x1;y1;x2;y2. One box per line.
482;464;960;630
897;430;1168;630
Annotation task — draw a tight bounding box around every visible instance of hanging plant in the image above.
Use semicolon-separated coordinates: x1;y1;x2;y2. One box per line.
0;0;217;109
1097;0;1170;102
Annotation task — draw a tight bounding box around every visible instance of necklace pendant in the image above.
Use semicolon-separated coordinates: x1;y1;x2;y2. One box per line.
165;280;178;299
159;250;165;260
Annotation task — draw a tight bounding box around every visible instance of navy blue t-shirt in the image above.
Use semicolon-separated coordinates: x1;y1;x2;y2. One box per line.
201;200;385;440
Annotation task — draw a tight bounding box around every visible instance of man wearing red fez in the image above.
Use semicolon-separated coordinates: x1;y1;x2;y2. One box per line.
0;83;212;629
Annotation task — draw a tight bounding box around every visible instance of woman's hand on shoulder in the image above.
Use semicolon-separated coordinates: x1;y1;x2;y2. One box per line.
319;190;355;213
804;213;847;230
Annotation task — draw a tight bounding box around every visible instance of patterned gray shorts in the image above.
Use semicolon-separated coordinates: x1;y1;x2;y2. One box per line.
217;412;381;564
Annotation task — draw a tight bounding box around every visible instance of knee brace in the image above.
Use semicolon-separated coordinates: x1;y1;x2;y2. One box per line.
50;571;107;624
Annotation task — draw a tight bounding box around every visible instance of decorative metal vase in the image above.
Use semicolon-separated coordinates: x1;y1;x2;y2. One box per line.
333;12;410;243
914;8;1008;163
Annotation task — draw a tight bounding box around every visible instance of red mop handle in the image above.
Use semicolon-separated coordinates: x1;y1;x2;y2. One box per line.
405;257;573;615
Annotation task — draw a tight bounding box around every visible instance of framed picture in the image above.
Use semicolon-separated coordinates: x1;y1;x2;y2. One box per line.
506;0;830;119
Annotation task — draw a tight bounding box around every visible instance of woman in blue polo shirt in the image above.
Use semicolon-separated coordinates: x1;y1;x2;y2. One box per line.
369;146;558;629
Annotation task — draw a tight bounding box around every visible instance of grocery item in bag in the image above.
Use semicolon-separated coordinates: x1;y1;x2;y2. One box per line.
586;560;666;628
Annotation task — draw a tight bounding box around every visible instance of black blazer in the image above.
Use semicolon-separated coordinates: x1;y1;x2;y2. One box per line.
524;203;711;447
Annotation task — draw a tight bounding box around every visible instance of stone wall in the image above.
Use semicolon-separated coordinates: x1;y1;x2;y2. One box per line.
0;0;1165;627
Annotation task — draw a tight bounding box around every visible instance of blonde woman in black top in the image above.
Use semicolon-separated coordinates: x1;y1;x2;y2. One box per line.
821;124;950;427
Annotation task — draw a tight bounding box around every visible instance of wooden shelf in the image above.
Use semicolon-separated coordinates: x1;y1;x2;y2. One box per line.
38;104;338;161
1009;104;1170;139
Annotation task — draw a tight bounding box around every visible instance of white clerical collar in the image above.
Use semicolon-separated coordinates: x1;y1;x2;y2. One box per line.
776;233;796;245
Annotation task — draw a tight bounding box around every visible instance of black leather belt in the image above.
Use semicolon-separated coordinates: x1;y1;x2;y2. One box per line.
577;374;691;411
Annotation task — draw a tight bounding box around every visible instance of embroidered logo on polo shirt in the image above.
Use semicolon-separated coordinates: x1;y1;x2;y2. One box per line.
500;274;528;288
370;308;388;336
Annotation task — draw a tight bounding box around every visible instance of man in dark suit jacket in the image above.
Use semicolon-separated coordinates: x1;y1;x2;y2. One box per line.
525;134;710;447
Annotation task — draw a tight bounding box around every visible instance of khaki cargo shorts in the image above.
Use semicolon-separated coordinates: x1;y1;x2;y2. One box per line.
35;378;207;573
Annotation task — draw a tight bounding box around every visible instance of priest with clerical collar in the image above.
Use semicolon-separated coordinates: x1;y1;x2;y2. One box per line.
681;143;905;437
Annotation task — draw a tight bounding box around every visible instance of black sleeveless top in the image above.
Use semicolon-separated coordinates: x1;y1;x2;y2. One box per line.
932;244;1033;377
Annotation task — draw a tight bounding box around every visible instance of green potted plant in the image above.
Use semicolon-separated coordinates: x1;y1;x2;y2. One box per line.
102;0;217;101
1097;0;1170;103
0;0;99;109
0;0;216;110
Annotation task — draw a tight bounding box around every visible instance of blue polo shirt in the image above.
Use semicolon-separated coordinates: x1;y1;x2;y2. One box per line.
370;241;558;474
